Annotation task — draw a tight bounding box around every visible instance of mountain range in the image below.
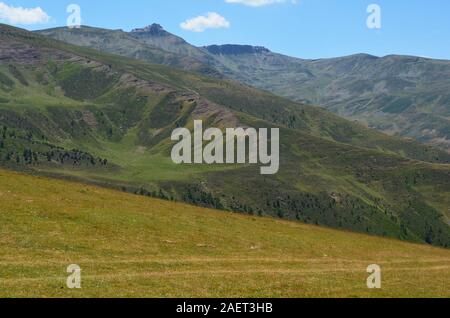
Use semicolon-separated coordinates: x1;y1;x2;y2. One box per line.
37;24;450;152
1;23;450;248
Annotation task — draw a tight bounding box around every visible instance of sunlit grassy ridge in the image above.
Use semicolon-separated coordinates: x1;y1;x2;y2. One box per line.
0;169;449;298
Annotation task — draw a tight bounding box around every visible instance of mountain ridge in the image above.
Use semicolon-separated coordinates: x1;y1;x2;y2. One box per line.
2;23;450;248
35;23;450;152
203;44;271;55
36;25;221;77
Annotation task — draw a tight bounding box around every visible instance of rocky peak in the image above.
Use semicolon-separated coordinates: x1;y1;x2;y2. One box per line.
131;24;168;36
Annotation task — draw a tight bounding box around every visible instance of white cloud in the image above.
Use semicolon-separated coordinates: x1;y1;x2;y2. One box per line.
225;0;298;7
0;2;50;25
180;12;230;32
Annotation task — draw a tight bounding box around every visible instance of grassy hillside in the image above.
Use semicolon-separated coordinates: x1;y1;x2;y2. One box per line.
31;25;450;163
37;25;450;151
1;24;450;248
0;169;449;298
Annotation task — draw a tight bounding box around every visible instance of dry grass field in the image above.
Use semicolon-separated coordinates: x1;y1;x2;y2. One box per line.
0;169;449;298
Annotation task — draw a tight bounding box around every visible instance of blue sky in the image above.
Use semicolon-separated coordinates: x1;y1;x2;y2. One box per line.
1;0;449;59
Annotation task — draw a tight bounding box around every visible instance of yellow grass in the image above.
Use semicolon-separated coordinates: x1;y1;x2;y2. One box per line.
0;169;449;298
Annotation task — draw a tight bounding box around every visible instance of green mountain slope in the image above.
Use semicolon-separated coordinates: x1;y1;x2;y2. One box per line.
1;169;449;297
37;25;450;152
1;24;450;248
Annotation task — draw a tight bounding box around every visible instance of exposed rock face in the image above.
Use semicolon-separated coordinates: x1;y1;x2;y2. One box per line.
131;24;169;37
0;40;52;64
203;45;270;55
191;97;240;129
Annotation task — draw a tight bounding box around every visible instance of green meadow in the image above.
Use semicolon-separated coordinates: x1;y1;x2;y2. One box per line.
0;169;449;298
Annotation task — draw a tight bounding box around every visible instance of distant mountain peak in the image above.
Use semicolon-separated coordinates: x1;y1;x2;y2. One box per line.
131;24;168;36
203;44;270;55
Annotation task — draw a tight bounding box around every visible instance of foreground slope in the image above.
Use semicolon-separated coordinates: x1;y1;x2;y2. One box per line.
1;24;450;247
0;169;449;298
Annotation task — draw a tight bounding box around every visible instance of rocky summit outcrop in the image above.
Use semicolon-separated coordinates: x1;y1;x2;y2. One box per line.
131;24;169;37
